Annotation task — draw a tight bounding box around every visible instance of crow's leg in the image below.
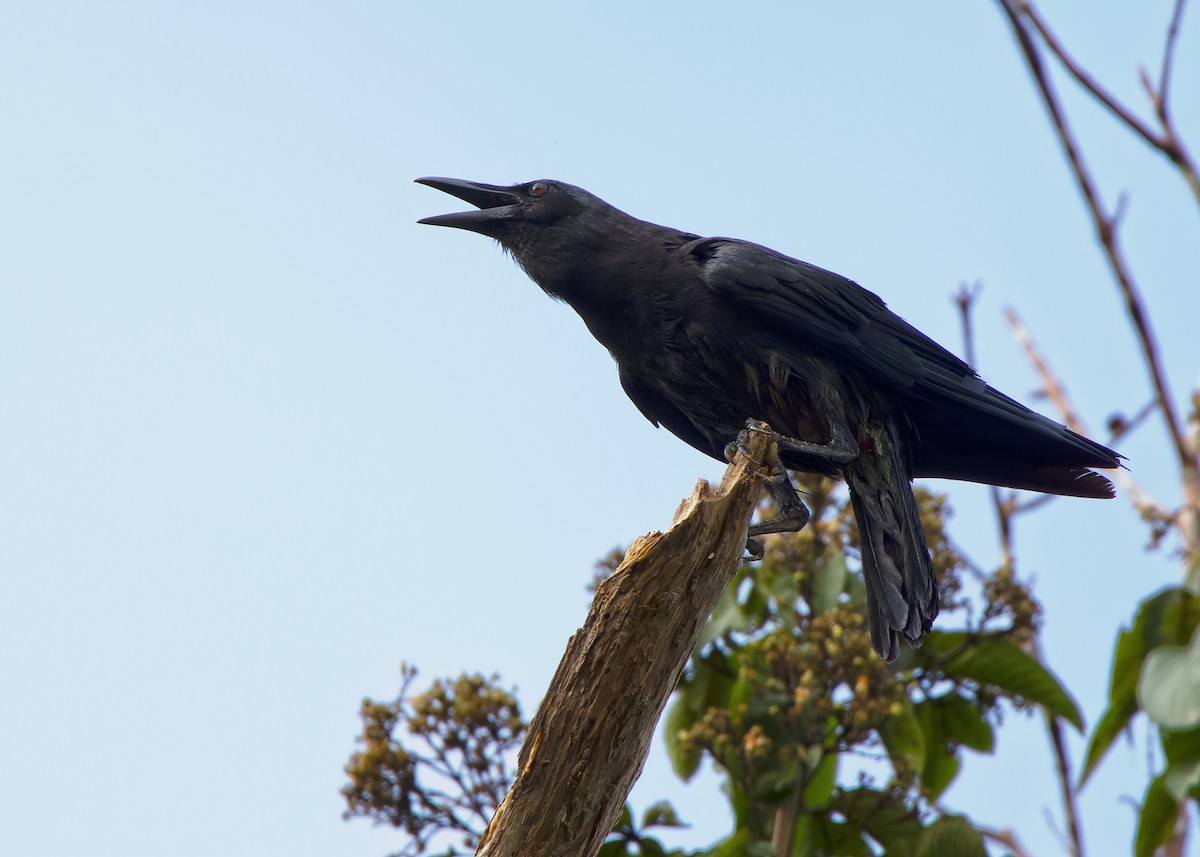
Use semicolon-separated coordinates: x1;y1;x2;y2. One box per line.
762;427;859;465
725;421;817;560
744;469;812;558
727;419;859;468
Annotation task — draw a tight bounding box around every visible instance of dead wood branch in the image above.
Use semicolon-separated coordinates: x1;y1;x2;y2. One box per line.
475;429;773;857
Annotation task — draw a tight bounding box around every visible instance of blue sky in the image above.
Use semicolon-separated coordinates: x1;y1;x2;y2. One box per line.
1;2;1196;855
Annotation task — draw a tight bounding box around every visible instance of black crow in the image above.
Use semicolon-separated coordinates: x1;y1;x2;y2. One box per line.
416;177;1121;661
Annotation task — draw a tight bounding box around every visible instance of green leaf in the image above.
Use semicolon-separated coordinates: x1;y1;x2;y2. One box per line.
1135;776;1179;857
911;700;951;800
1138;624;1200;729
705;828;754;857
931;693;994;753
903;694;987;801
664;694;701;782
915;815;986;857
750;744;817;805
802;752;838;810
1083;587;1200;785
921;747;960;803
927;632;1082;730
726;774;753;830
763;560;800;601
1080;695;1140;789
807;813;874;857
877;698;925;776
742;575;770;624
831;787;924;846
641;800;685;830
728;673;756;721
698;571;752;648
744;694;795;730
1162;724;1200;764
663;649;737;782
636;838;667;857
597;840;631;857
1164;759;1200;802
697;650;737;710
811;555;847;615
844;563;867;606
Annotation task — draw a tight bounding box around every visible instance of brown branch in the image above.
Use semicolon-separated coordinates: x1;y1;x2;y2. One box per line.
1019;1;1161;150
1109;398;1160;445
997;0;1194;480
1046;708;1085;857
1151;0;1200;204
1003;307;1167;521
772;782;804;857
1003;307;1085;433
974;821;1035;857
1018;0;1200;203
475;428;772;857
1157;0;1187;112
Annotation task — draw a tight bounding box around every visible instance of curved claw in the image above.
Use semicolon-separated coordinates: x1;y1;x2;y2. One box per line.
744;537;766;562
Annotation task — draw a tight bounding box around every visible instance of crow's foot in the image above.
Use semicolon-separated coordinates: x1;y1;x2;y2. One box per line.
725;420;814;559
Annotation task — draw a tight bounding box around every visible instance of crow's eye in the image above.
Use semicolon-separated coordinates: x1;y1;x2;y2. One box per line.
529;181;548;198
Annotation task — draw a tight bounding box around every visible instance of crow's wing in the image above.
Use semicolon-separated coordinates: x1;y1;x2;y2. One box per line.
688;237;1120;493
618;363;725;460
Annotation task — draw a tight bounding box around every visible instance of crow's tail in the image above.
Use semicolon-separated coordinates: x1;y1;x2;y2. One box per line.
844;420;939;662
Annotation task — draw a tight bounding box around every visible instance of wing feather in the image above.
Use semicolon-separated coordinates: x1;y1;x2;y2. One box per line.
688;237;1121;485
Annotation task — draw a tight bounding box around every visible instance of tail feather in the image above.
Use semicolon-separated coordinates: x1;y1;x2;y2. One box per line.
844;422;939;662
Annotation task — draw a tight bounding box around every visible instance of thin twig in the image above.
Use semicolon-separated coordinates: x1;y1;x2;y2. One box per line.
1158;0;1187;111
1003;307;1085;432
997;0;1194;479
1047;709;1085;857
1109;398;1160;445
972;821;1035;857
1153;0;1200;204
1012;493;1055;515
1003;306;1167;519
955;285;1017;563
1018;0;1200;202
1018;1;1162;149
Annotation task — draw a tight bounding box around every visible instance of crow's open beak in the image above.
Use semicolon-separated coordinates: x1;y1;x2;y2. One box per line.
415;177;522;234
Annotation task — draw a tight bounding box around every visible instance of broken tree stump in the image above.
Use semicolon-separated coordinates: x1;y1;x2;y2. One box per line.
476;426;774;857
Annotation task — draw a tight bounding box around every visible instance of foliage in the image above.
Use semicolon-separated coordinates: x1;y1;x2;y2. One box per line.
346;478;1076;856
660;476;1069;854
341;665;524;857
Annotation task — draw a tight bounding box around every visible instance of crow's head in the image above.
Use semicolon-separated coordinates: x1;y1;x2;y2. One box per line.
416;177;636;296
415;177;594;242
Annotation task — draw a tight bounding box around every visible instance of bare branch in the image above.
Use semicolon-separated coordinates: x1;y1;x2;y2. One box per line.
1012;493;1056;515
1108;398;1159;445
1003;307;1085;433
1018;1;1163;150
1017;0;1200;203
974;822;1035;857
1046;708;1085;857
1003;306;1168;520
996;0;1194;477
1157;0;1188;127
